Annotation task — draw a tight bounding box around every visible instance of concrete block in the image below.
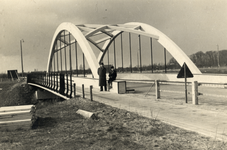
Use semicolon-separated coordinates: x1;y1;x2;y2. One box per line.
76;109;96;119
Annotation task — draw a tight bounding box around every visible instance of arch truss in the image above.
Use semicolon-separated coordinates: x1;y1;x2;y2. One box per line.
47;22;201;78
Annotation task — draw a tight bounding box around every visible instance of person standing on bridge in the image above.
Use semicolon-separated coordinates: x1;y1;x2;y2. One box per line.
98;62;107;91
108;66;117;91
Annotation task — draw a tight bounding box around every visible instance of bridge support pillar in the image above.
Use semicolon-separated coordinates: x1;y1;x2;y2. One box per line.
35;89;57;100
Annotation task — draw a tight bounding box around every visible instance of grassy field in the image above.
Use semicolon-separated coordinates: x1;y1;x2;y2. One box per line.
1;81;227;149
199;66;227;74
1;97;227;149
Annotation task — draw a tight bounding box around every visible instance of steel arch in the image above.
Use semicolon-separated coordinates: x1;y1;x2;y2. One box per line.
47;22;201;79
97;22;201;74
126;22;201;74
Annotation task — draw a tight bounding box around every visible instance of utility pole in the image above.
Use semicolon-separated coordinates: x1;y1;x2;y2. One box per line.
20;39;24;77
137;50;139;71
217;45;220;67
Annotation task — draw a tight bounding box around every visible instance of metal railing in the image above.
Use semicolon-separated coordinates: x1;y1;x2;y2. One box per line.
27;72;74;98
156;80;227;105
27;72;95;101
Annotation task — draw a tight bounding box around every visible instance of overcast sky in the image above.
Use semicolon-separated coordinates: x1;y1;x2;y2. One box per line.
1;0;227;73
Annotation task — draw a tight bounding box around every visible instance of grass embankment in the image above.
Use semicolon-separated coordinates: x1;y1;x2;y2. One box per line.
0;81;35;107
1;97;226;150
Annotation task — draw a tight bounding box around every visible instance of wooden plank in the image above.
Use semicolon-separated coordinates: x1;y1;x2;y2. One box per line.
0;105;33;112
0;105;33;131
0;119;31;131
0;119;31;124
0;110;30;116
0;113;31;122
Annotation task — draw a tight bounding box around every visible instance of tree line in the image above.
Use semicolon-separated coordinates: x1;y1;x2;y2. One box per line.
168;50;227;68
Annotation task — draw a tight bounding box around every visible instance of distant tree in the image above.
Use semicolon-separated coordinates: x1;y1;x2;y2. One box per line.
167;57;180;69
219;50;227;66
168;49;227;68
205;51;216;67
190;51;206;67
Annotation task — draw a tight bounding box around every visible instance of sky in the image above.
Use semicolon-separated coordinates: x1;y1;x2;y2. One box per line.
1;0;227;73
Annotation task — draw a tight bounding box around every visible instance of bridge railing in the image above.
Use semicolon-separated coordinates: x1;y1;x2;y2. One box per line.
27;72;74;98
155;80;227;105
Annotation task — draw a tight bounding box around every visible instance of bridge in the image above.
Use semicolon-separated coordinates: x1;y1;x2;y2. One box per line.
27;22;227;100
21;22;227;141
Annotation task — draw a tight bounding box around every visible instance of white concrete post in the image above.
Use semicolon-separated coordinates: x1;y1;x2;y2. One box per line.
155;80;160;99
192;81;198;105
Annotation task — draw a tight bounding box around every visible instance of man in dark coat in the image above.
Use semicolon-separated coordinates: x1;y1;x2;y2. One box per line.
108;66;117;90
97;62;107;91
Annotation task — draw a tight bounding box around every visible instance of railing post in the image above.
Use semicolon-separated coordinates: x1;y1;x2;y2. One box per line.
50;72;53;89
34;73;37;84
155;80;160;99
55;73;58;91
43;73;45;86
45;73;47;87
48;73;51;88
58;73;60;92
69;74;72;98
39;73;41;85
40;73;42;85
51;72;53;89
52;72;54;89
74;83;76;97
46;73;48;87
45;72;47;86
27;74;31;83
47;73;50;88
37;73;39;85
59;73;65;95
53;72;56;91
41;73;43;85
90;85;93;101
52;72;54;90
39;73;43;85
66;74;69;97
82;84;85;98
192;81;198;105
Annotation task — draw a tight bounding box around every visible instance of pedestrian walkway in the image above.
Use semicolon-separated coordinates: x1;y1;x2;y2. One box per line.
77;86;227;141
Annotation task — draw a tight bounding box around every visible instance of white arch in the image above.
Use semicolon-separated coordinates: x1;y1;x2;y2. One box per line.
98;22;201;74
47;22;201;80
47;22;99;78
